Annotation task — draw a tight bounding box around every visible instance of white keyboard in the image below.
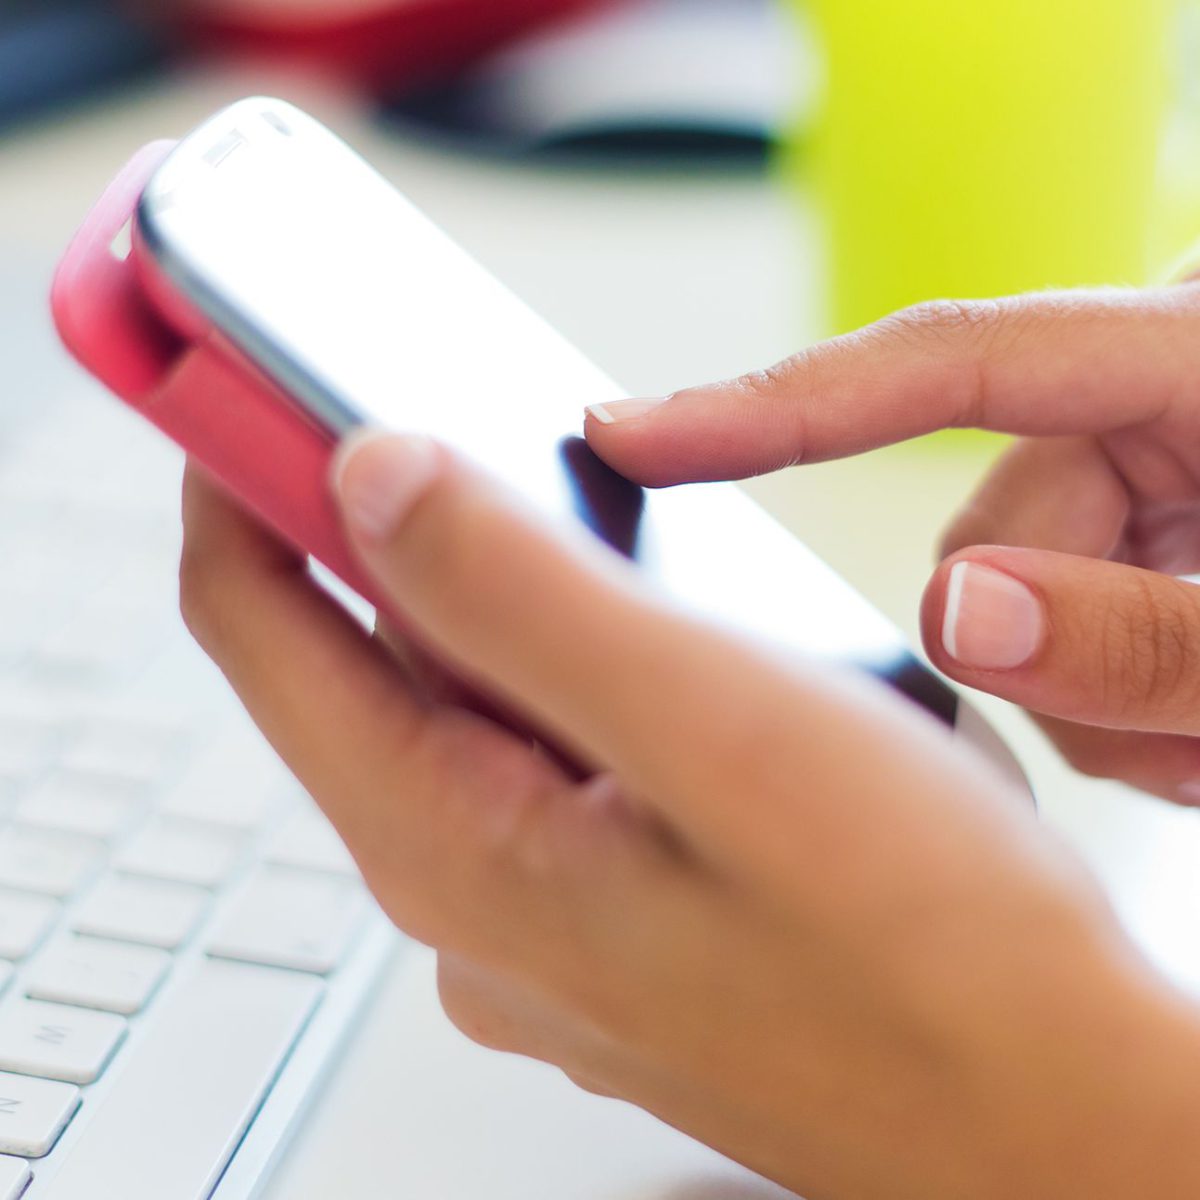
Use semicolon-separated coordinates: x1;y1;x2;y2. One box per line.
0;271;397;1198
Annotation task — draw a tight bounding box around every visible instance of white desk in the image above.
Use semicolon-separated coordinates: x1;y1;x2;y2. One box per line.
2;70;1198;1200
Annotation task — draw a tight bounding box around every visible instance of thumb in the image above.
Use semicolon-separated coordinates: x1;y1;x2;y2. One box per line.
584;288;1200;486
922;547;1200;736
326;427;808;845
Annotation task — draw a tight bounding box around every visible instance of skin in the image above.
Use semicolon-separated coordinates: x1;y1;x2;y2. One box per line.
181;283;1200;1199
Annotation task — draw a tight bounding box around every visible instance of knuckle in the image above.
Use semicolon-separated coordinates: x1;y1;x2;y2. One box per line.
561;1069;615;1099
882;298;1007;347
735;355;806;403
436;960;521;1054
428;727;553;873
876;297;1029;428
177;541;223;652
395;723;578;951
730;350;823;469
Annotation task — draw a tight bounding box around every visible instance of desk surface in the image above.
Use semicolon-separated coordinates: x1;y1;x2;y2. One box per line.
2;71;1199;1200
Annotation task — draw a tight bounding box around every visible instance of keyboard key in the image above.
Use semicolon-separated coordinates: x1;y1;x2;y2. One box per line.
0;1070;78;1157
16;772;145;841
61;716;185;786
266;807;358;877
34;600;167;685
0;587;68;669
44;959;321;1199
159;727;288;830
0;998;126;1085
27;937;170;1016
73;876;208;951
115;819;243;888
207;868;367;974
0;714;58;792
0;829;102;898
0;892;58;960
0;1156;30;1200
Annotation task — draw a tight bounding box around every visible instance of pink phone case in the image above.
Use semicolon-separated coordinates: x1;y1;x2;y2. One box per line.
51;142;386;613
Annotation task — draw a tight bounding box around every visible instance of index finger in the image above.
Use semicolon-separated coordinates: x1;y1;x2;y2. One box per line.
584;286;1200;486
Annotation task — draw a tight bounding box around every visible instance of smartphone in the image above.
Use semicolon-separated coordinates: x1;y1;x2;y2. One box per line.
53;97;1026;787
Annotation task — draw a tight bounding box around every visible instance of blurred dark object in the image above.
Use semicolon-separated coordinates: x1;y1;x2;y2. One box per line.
379;0;798;168
159;0;616;90
0;1;169;134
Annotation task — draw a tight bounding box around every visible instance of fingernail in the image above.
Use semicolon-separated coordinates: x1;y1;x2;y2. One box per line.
585;397;668;425
941;561;1043;670
1177;782;1200;807
330;429;441;543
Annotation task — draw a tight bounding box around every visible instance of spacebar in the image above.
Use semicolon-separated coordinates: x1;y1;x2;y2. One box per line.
47;958;323;1200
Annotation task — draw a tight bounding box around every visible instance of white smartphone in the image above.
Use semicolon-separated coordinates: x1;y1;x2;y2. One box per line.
116;98;1024;787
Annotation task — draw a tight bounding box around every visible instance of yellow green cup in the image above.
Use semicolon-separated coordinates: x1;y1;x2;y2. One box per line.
796;0;1183;336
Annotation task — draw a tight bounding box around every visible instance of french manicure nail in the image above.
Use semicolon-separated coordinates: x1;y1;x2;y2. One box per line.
586;397;668;425
330;430;440;543
941;561;1043;671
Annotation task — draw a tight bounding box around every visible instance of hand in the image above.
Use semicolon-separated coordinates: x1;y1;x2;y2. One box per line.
586;286;1200;804
181;429;1200;1200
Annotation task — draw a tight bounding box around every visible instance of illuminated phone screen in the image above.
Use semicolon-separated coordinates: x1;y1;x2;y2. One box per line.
136;98;954;720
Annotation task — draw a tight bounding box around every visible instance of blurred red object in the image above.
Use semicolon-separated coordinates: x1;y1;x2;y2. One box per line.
156;0;617;89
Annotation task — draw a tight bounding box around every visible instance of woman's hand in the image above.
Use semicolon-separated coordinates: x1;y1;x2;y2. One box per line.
181;424;1200;1200
586;285;1200;803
